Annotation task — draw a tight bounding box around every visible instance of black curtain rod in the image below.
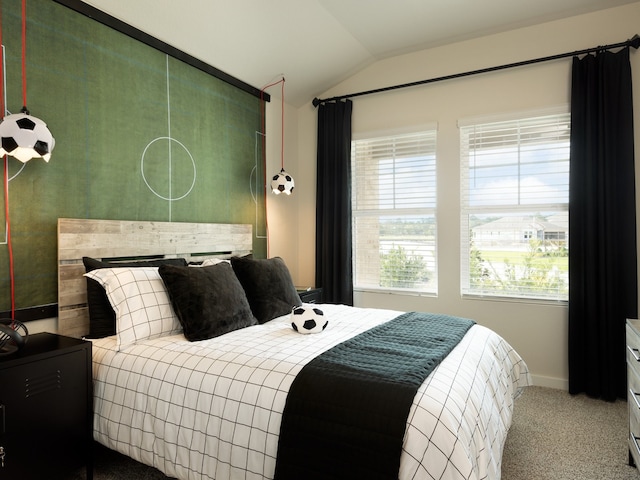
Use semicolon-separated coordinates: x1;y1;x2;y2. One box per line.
312;34;640;107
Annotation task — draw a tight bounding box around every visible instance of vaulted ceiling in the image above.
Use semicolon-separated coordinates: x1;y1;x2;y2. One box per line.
83;0;637;106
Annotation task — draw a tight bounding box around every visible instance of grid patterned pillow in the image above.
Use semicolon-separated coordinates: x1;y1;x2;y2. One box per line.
84;267;182;350
83;256;187;338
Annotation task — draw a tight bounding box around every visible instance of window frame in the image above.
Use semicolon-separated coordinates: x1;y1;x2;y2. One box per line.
351;126;438;296
459;108;570;303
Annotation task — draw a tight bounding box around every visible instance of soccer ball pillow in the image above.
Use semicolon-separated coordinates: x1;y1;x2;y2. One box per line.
291;305;327;334
0;112;55;162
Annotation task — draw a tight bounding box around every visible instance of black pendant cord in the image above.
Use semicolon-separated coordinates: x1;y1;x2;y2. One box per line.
312;34;640;107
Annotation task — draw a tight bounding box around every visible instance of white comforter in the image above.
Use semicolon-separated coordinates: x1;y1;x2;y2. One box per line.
91;304;530;480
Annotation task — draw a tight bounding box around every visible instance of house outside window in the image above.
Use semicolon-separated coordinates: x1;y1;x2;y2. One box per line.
352;129;437;294
460;111;570;301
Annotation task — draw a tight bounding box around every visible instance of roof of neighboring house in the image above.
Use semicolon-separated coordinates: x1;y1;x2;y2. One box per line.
472;215;567;232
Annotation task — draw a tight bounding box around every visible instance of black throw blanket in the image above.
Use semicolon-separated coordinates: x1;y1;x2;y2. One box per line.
273;311;475;480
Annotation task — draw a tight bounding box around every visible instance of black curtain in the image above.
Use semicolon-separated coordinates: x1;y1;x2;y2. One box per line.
568;47;637;401
315;100;353;305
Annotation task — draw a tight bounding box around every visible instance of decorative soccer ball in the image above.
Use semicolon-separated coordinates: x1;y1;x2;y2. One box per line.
271;168;294;195
0;112;55;162
291;305;327;334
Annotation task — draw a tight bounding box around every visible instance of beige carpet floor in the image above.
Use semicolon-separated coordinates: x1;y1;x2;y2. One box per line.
502;386;638;479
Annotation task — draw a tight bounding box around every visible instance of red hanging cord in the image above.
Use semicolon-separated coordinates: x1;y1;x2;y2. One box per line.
21;0;26;109
0;0;16;326
3;158;14;325
259;88;269;256
261;77;285;171
0;0;4;118
260;77;286;257
280;78;285;171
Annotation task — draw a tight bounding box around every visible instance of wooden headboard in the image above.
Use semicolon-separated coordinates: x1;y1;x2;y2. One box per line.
57;218;253;338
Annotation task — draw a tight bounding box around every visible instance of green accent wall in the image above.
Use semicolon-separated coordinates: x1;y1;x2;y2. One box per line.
0;0;267;313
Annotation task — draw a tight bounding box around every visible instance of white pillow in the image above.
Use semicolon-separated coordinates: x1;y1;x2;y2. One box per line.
200;258;230;266
84;267;182;350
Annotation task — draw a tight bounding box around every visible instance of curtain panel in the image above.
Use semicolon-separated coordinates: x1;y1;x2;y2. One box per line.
315;100;354;305
568;47;637;400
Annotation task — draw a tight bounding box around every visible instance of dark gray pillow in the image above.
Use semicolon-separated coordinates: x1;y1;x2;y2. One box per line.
158;263;258;341
231;256;301;323
83;256;187;338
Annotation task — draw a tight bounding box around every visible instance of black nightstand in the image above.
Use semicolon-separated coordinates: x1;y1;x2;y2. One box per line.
298;287;323;304
0;332;93;480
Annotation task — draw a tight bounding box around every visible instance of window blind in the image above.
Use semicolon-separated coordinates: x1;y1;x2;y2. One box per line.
352;130;437;294
460;112;570;301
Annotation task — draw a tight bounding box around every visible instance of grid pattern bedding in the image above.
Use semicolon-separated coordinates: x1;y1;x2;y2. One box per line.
90;304;530;480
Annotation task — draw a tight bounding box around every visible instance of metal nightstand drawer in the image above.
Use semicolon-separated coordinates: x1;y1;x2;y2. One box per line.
627;319;640;470
298;288;323;304
0;333;92;480
628;364;640;423
627;323;640;366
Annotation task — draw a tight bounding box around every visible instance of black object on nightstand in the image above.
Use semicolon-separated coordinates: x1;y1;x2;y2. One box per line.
298;287;323;304
0;332;93;480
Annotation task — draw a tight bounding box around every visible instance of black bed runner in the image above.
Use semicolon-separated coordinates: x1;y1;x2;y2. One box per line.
273;311;475;480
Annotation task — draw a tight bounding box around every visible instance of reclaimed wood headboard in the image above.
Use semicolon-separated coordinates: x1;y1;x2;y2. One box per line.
57;218;253;338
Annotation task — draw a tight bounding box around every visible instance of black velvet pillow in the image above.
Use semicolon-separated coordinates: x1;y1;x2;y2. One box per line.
83;256;188;338
158;263;258;341
230;256;301;323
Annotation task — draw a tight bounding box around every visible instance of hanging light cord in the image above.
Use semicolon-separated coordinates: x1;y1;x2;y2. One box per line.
3;157;14;326
261;77;286;171
280;78;284;171
259;87;269;256
0;0;16;326
260;76;285;256
20;0;27;111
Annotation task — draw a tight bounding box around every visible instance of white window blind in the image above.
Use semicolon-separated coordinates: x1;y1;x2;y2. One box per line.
352;130;437;294
460;112;570;301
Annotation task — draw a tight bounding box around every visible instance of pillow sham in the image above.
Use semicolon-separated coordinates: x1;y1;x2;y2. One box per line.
84;267;182;350
158;262;258;341
83;256;187;338
230;256;301;323
200;258;230;266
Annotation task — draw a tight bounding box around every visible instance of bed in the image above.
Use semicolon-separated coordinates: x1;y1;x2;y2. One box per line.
57;218;531;480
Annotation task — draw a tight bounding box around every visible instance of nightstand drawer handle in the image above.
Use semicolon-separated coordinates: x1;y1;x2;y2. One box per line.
628;346;640;362
632;389;640;410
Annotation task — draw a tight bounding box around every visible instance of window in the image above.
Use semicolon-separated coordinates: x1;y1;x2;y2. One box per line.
352;129;437;294
460;112;570;301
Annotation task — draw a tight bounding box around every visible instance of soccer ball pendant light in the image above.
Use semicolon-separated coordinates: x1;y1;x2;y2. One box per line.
0;108;55;162
0;0;55;164
271;168;294;195
0;0;54;358
262;76;294;196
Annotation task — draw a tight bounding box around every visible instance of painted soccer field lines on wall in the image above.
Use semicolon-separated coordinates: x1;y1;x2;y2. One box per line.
140;55;197;221
0;0;266;314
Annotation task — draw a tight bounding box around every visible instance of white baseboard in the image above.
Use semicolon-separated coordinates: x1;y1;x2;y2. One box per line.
529;374;568;391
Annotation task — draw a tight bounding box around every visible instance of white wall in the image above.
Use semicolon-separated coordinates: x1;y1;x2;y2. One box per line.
294;2;640;389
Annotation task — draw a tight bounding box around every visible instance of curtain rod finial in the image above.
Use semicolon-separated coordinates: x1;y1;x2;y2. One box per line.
629;34;640;49
312;97;321;108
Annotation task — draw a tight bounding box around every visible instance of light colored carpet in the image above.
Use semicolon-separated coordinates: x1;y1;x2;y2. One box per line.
502;386;638;479
73;385;640;479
